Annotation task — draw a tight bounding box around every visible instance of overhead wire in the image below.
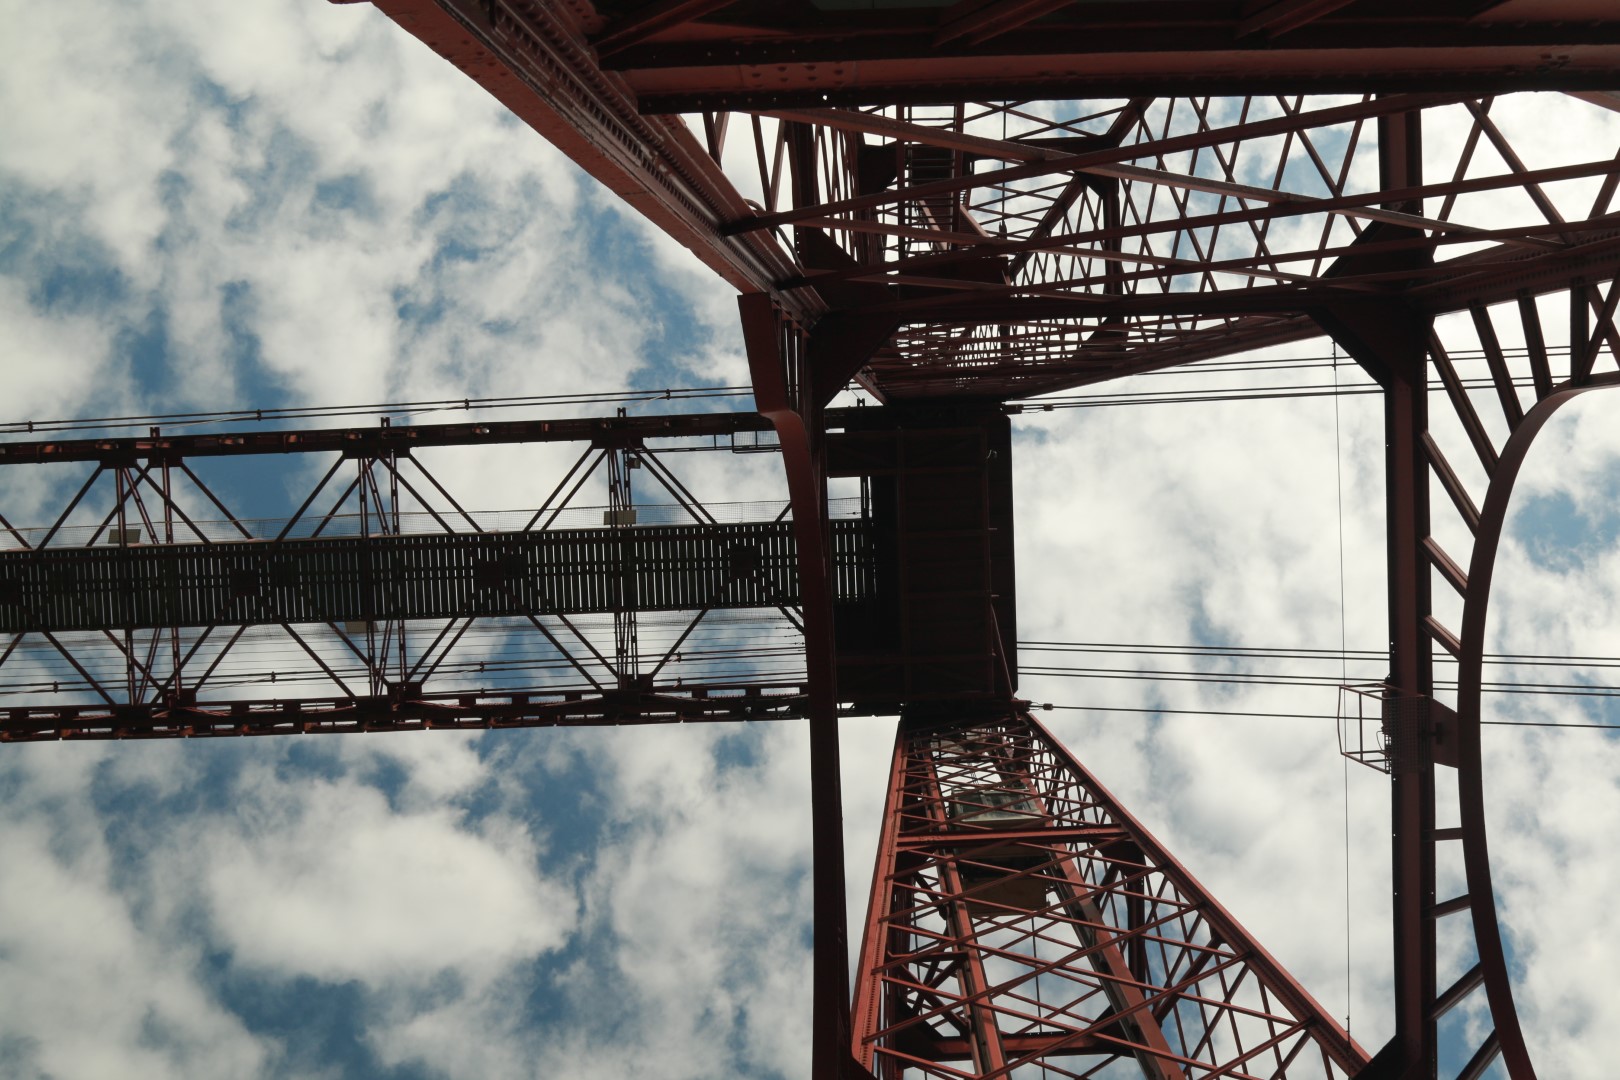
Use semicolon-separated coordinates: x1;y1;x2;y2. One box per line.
1021;667;1620;698
1331;338;1353;1038
1014;343;1565;412
0;342;1551;439
1019;640;1620;672
1017;632;1620;728
1;342;1606;731
13;634;1620;728
0;617;813;699
1042;704;1620;731
0;385;756;437
1022;374;1540;411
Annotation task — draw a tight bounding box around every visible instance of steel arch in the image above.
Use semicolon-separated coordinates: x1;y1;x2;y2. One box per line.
1450;370;1620;1079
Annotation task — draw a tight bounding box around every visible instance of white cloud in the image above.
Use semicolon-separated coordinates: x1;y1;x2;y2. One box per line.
4;3;1620;1077
0;0;742;428
0;804;269;1080
188;767;573;985
1010;368;1398;1040
578;723;815;1078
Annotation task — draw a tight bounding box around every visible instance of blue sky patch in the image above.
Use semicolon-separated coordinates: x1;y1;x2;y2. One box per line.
0;184;130;317
225;126;320;236
1511;488;1617;572
312;173;380;220
205;960;439;1080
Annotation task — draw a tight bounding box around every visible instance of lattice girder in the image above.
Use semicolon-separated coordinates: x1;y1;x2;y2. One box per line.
853;709;1366;1080
1322;277;1620;1079
360;2;1620;405
0;413;840;741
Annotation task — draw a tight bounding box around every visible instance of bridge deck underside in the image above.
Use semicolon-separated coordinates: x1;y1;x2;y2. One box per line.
0;520;875;633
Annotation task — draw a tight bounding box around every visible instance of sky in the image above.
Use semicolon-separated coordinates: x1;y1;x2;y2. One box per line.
2;3;1619;1079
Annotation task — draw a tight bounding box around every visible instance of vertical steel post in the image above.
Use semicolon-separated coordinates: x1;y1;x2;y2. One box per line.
1376;107;1439;1080
1316;106;1442;1080
1316;300;1437;1080
739;293;866;1080
608;444;641;687
1382;332;1438;1080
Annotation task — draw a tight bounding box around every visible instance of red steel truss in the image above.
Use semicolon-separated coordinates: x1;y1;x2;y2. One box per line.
853;708;1365;1079
7;2;1617;1078
1322;293;1620;1080
363;1;1620;403
0;412;855;742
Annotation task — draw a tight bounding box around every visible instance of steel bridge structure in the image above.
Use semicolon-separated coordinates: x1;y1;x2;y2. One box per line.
7;2;1620;1078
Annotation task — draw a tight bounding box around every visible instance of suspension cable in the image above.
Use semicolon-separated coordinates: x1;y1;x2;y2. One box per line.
1042;704;1620;730
0;385;756;437
1332;337;1353;1039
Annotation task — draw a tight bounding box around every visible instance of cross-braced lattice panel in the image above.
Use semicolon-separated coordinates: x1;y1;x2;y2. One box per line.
694;92;1620;400
856;714;1362;1080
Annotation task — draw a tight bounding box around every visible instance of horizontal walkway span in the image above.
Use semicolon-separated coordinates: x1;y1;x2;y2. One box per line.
0;520;875;633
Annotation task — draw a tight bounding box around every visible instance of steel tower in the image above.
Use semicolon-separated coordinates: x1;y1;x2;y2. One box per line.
7;3;1620;1077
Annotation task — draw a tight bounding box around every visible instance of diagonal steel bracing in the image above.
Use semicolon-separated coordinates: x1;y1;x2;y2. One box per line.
853;708;1367;1079
16;5;1620;1077
0;412;854;742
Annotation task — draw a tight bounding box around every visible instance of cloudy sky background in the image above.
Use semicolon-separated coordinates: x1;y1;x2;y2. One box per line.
2;2;1619;1078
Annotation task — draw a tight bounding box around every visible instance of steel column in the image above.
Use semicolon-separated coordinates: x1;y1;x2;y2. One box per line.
740;292;870;1080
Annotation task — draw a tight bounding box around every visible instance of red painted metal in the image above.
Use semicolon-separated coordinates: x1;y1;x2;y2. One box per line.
0;411;835;740
607;9;1620;109
363;0;818;320
0;411;776;465
853;707;1368;1079
1324;281;1620;1078
1313;112;1445;1080
360;2;1620;404
0;682;844;742
1447;370;1620;1079
1377;342;1441;1080
741;292;870;1080
14;5;1620;1076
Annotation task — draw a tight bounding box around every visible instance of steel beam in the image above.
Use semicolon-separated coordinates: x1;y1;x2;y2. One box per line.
0;682;827;742
615;15;1620;110
740;293;872;1080
359;0;820;320
0;411;776;465
1315;113;1443;1073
